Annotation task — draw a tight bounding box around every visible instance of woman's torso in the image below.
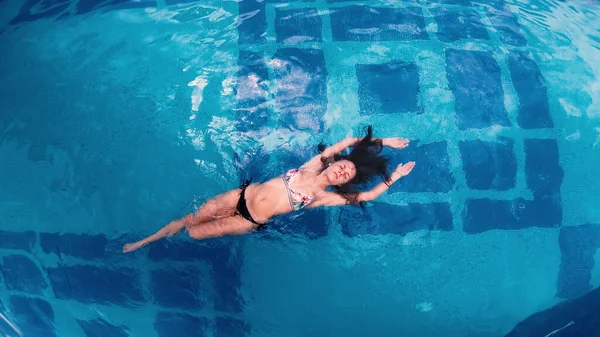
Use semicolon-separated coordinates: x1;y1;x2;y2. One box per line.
243;169;323;223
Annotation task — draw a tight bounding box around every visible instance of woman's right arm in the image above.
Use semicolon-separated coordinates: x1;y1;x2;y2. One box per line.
320;137;360;158
300;137;359;171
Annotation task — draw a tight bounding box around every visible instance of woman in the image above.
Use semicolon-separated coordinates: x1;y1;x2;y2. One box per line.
123;126;415;253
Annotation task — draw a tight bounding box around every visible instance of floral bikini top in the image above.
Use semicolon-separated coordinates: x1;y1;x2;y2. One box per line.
281;169;322;211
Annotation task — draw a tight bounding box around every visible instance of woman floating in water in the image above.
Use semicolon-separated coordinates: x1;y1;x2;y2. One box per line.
123;125;415;253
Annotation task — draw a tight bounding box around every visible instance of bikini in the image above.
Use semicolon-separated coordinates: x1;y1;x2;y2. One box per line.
281;169;322;211
234;178;265;229
234;169;322;228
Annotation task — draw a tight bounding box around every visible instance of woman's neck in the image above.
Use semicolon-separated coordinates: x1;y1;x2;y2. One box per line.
313;172;331;190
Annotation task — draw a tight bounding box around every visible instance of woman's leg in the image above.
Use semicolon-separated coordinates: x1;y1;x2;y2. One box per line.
123;189;242;253
187;215;259;241
122;218;186;253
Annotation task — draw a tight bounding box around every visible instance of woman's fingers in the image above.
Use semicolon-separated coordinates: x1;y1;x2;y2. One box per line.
391;138;410;148
396;161;416;176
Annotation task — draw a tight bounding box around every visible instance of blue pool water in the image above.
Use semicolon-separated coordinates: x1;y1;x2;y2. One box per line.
1;0;600;336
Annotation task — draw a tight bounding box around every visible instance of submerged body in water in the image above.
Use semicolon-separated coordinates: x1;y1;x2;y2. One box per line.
123;126;415;252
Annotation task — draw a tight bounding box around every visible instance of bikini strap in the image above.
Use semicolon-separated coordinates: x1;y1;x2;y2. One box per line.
239;178;253;189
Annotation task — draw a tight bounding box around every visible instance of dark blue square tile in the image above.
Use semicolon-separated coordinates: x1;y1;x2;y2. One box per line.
1;255;48;294
213;264;244;313
212;243;244;313
275;7;322;44
155;312;208;337
237;0;266;44
215;317;250;337
341;202;453;236
445;49;510;130
391;141;455;193
10;0;70;24
487;11;527;46
339;206;378;236
272;48;327;132
556;224;600;299
524;139;563;198
0;230;36;251
147;239;222;262
463;198;516;233
459;139;516;190
150;267;206;310
463;196;561;234
520;196;562;229
236;51;270;132
238;50;269;79
508;52;553;129
78;318;129;337
47;265;145;306
297;208;329;239
330;6;428;42
431;7;489;42
40;233;109;259
9;296;56;337
506;286;600;337
356;61;422;115
266;208;329;239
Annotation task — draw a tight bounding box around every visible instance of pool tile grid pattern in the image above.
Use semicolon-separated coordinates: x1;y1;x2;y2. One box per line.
0;231;249;337
1;0;599;335
231;0;598;303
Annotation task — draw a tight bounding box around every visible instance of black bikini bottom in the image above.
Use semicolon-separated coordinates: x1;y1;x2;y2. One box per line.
235;178;266;230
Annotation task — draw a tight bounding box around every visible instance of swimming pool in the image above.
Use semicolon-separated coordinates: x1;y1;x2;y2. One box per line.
1;0;599;335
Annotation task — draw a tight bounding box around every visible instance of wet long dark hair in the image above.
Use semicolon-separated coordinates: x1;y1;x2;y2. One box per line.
317;125;392;207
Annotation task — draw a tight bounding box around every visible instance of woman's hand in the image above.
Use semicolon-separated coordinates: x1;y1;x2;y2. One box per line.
383;137;410;149
383;161;416;188
393;161;416;178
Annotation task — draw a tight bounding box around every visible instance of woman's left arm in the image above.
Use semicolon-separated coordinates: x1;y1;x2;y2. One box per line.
306;161;416;208
367;161;416;200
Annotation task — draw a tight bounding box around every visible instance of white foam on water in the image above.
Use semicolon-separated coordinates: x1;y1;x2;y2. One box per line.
187;75;208;112
400;229;436;247
416;302;433;313
0;312;22;337
559;98;582;117
544;1;600;118
186;128;205;150
282;35;314;44
206;8;232;22
221;77;234;96
367;44;389;57
544;321;574;337
485;125;506;138
565;131;581;141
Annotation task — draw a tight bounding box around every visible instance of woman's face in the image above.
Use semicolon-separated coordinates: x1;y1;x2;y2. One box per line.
325;160;356;185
